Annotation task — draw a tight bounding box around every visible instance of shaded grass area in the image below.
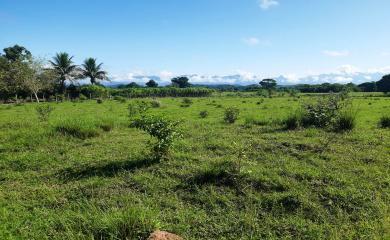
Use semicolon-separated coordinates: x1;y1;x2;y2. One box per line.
0;95;389;239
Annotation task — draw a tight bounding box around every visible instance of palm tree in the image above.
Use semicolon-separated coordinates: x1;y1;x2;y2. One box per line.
81;58;108;85
49;52;77;93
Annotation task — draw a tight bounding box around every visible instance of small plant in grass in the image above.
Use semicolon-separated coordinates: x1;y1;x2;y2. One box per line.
128;101;151;118
180;98;193;107
131;115;182;159
96;118;115;132
379;116;390;128
96;98;103;104
35;104;54;122
150;99;161;108
79;94;88;101
224;107;240;123
199;110;209;118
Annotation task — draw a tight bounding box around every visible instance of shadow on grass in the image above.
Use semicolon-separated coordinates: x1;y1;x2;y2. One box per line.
180;162;287;194
57;156;159;182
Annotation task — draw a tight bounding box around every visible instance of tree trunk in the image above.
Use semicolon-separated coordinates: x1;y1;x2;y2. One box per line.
33;92;40;103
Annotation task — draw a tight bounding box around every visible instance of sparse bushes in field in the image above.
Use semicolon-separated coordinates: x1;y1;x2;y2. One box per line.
131;115;182;159
54;119;100;139
199;110;209;118
150;99;161;108
35;104;54;122
379;116;390;128
180;98;193;107
224;107;240;123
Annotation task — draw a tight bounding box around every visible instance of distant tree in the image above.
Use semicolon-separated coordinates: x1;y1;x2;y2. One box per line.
126;82;141;88
377;74;390;93
0;56;30;100
80;58;108;85
3;45;32;62
146;79;158;88
260;79;277;89
49;52;78;94
260;79;277;96
171;76;190;88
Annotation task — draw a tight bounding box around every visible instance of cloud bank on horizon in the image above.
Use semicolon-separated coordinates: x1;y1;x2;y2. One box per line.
110;65;390;86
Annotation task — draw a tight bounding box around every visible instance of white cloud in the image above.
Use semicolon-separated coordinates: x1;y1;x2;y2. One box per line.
236;70;255;80
158;70;174;80
243;37;259;46
259;0;279;10
323;50;350;57
337;64;359;75
242;37;271;46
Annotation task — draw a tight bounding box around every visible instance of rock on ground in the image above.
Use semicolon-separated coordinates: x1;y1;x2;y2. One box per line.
147;230;183;240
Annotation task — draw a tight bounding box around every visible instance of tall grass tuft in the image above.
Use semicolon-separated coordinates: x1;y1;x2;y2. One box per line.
334;110;357;132
54;119;100;139
283;112;301;130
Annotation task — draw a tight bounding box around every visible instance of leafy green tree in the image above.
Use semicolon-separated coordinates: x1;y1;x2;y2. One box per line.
171;76;190;88
80;58;108;85
146;79;158;88
23;58;56;102
49;52;77;93
2;45;32;62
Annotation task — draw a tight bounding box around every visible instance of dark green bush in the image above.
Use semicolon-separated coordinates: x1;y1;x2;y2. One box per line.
224;107;240;123
199;110;209;118
379;116;390;128
180;98;193;107
128;101;151;118
96;98;103;104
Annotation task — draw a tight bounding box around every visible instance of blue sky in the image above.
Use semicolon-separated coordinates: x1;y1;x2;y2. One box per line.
1;0;390;84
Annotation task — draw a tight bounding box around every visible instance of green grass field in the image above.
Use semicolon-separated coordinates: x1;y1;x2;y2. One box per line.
0;94;389;239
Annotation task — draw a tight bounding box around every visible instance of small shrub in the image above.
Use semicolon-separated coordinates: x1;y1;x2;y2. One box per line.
224;107;240;124
301;94;345;128
181;98;193;107
333;110;356;132
379;116;390;128
199;110;209;118
131;115;182;159
35;104;54;122
79;94;88;101
96;98;103;104
150;99;161;108
128;101;151;118
54;119;100;139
